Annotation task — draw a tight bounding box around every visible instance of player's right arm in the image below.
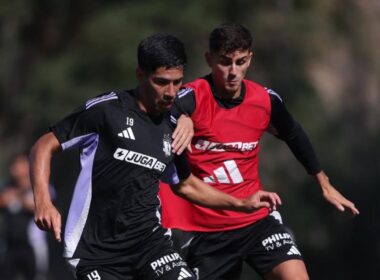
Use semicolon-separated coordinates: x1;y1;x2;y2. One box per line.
170;87;197;154
30;132;62;242
30;92;114;241
172;174;281;213
163;153;281;213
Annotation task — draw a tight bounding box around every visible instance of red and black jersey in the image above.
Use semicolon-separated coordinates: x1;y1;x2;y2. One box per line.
160;74;321;232
160;78;272;231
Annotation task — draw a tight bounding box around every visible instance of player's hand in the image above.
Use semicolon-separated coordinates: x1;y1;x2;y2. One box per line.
172;115;194;155
322;185;359;216
34;200;62;242
315;171;359;216
241;190;282;213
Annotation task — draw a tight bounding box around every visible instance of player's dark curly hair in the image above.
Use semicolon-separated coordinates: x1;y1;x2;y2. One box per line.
209;23;253;54
137;34;187;74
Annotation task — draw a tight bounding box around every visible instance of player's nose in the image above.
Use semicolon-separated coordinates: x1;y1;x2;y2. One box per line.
166;83;177;98
231;63;239;75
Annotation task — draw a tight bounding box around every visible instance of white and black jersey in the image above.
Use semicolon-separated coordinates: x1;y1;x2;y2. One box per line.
51;90;190;270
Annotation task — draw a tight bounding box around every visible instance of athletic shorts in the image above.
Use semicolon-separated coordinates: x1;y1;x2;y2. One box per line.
184;215;303;279
75;228;196;280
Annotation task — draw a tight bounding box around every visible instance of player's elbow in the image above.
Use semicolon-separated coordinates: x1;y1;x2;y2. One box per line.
170;178;195;200
170;181;189;198
33;133;61;156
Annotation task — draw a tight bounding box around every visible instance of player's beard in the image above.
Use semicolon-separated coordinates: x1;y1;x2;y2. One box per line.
157;98;174;113
222;80;241;99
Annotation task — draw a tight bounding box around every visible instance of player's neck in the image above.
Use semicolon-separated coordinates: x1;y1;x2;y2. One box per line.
135;87;160;116
214;84;242;100
207;74;242;100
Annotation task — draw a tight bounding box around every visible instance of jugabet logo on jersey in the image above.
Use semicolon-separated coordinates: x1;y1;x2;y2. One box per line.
113;148;166;172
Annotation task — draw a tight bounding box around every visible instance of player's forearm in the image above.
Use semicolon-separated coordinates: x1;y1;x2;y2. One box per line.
283;123;321;175
313;170;330;189
313;170;336;196
171;174;245;211
30;132;60;204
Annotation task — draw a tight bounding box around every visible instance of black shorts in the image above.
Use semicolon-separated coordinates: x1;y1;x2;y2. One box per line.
75;228;196;280
184;215;303;279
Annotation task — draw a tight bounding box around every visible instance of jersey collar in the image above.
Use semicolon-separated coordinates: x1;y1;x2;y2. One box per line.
204;74;246;109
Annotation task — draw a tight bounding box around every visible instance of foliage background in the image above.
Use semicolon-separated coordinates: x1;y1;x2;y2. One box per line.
0;0;379;279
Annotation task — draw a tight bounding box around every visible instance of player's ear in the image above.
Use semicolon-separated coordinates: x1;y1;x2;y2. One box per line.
136;67;145;81
205;52;213;68
136;67;149;82
247;51;253;67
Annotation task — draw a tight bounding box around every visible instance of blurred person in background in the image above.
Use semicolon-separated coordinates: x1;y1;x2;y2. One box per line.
0;152;49;280
160;23;359;280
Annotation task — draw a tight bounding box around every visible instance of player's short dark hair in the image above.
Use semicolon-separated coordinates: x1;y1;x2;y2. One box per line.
209;23;253;54
137;34;187;74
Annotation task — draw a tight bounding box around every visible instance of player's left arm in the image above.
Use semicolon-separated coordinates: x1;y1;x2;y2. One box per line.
267;88;359;216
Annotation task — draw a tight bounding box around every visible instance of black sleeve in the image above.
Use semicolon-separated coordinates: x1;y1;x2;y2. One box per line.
50;106;101;145
160;153;191;185
171;87;196;119
269;91;322;175
173;153;191;180
49;92;116;150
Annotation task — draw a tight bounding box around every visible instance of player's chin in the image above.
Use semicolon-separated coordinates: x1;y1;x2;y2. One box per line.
225;82;240;91
158;103;173;112
225;86;240;95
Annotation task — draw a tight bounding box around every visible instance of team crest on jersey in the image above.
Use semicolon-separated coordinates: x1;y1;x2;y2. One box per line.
163;134;172;157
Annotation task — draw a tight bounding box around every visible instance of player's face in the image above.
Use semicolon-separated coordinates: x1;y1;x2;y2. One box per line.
138;66;184;114
206;49;252;99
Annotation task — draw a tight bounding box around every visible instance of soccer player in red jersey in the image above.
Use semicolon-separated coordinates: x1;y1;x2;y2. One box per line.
160;24;359;280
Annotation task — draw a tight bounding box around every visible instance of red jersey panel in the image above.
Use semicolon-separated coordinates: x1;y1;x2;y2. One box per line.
160;78;271;232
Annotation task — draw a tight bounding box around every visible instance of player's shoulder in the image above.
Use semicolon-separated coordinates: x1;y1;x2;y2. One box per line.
244;80;284;105
68;91;119;117
243;80;275;97
244;79;268;93
177;87;194;99
84;91;120;110
182;77;210;94
264;87;283;103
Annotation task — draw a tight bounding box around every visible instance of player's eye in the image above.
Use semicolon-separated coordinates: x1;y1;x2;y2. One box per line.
153;78;170;86
173;79;183;86
236;58;247;65
219;58;232;66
